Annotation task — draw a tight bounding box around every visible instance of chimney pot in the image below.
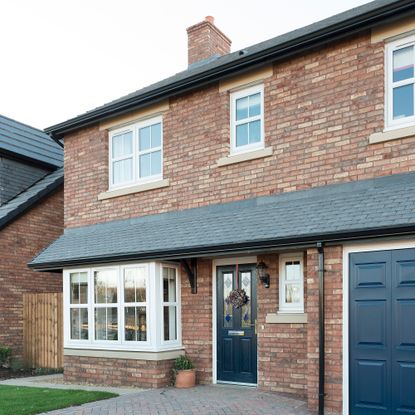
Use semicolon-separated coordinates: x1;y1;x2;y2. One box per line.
205;16;214;24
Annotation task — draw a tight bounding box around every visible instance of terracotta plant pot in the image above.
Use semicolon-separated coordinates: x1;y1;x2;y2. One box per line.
175;368;196;388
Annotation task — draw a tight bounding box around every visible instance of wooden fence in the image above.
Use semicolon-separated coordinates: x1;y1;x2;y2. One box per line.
23;292;63;369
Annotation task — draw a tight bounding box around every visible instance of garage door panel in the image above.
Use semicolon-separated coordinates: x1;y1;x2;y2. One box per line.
355;262;387;289
395;299;415;348
354;360;388;410
354;300;387;347
394;362;415;413
395;260;415;287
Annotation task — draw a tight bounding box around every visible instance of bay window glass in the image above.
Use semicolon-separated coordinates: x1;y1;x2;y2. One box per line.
162;267;178;342
123;267;147;342
387;35;415;128
94;269;118;341
231;85;264;153
69;272;88;340
279;255;304;313
109;116;163;189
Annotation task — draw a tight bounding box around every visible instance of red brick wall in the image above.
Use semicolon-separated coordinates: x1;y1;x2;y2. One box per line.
64;355;174;388
62;32;415;230
257;254;308;398
0;188;63;360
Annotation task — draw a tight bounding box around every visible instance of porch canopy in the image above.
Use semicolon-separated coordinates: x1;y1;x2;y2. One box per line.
30;172;415;271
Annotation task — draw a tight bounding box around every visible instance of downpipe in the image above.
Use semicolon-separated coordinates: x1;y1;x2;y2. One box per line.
317;242;325;415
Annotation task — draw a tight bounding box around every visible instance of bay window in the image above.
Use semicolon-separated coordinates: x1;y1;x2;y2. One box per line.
279;254;304;313
109;116;163;190
64;262;180;351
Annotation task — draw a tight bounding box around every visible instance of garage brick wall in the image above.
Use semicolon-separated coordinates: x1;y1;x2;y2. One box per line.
0;188;64;360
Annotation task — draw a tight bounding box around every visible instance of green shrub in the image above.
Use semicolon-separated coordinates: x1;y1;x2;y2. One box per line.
173;355;194;371
0;345;11;367
10;358;26;372
33;367;64;376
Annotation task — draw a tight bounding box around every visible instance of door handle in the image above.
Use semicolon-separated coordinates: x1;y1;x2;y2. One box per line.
254;319;257;335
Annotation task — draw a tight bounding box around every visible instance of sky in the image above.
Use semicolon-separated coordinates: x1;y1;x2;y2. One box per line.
0;0;371;130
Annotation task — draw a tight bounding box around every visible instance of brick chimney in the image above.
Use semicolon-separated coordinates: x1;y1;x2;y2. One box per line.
186;16;231;67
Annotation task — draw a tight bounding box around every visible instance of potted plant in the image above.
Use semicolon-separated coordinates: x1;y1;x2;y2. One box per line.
173;355;196;388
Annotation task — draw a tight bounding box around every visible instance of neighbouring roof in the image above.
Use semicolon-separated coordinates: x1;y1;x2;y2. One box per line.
0;168;63;231
45;0;414;138
0;114;63;168
30;172;415;270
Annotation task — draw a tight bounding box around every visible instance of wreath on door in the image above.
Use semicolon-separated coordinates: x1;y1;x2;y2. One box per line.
225;264;250;308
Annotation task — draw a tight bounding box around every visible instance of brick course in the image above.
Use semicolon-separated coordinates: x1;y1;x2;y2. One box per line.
0;188;63;360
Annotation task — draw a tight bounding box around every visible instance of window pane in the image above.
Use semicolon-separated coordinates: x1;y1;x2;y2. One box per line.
151;151;161;175
393;46;414;82
95;307;118;340
236;123;249;147
285;283;301;304
163;305;177;341
285;261;301;281
70;272;88;304
139;126;151;151
124;268;146;303
151;123;161;148
241;271;251;328
139;153;151;177
393;84;414;119
249;120;261;143
223;272;233;328
249;93;261;117
112;132;132;158
236;96;249;120
113;158;133;185
163;267;176;302
94;270;117;304
125;306;147;341
70;308;88;340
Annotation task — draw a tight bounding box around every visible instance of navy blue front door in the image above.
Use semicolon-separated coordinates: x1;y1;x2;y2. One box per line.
350;249;415;415
217;264;257;384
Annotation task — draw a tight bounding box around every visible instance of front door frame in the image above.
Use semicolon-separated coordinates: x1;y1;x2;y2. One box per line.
212;256;257;385
342;238;415;415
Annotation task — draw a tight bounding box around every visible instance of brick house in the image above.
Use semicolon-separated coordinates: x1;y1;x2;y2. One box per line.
30;1;415;413
0;114;64;360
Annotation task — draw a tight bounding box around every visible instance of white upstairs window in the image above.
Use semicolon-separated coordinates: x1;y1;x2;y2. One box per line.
387;35;415;129
279;254;304;313
230;84;264;154
109;116;163;189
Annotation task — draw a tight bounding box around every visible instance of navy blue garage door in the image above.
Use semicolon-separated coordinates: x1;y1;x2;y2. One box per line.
350;249;415;415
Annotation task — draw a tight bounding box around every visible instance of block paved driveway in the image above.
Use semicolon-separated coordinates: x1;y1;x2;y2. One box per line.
43;385;312;415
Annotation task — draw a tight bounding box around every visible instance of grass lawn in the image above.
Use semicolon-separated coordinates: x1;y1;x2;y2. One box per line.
0;385;117;415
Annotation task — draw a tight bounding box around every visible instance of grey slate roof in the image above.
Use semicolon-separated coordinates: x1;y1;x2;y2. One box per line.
0;114;63;167
45;0;413;138
0;168;63;231
30;172;415;270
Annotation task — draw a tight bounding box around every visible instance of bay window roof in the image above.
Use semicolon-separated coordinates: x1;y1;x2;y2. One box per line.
30;172;415;271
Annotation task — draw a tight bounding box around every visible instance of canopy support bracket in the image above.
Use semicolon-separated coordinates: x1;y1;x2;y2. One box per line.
181;258;197;294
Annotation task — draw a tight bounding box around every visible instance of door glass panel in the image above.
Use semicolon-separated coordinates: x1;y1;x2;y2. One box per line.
285;261;301;281
241;271;252;328
223;272;233;328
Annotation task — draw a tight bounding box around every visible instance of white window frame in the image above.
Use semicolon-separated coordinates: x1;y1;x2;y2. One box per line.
230;84;265;154
386;34;415;130
160;265;181;346
278;253;304;314
63;262;181;352
109;116;163;190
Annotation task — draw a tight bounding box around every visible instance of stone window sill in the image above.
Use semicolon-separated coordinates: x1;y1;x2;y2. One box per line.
369;125;415;144
216;147;273;167
64;347;184;361
98;179;170;200
265;313;308;324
